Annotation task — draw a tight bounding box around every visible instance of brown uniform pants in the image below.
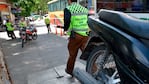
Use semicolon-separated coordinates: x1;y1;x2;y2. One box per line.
66;33;88;74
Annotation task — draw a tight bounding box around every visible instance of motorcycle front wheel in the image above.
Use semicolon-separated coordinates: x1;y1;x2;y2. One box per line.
32;32;37;40
21;39;24;48
21;35;26;48
86;44;121;84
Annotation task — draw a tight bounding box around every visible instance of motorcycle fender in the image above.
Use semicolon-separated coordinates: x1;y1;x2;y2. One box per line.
80;36;103;60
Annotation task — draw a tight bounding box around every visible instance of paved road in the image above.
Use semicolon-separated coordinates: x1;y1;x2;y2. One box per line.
0;25;85;84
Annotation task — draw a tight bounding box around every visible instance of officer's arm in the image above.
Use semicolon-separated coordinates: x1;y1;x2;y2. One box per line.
64;8;71;31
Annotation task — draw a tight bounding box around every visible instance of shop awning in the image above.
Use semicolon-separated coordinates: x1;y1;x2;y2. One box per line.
0;2;10;10
0;4;8;9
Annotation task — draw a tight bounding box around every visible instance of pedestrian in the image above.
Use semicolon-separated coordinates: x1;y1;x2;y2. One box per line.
44;17;51;33
64;0;89;77
5;20;16;39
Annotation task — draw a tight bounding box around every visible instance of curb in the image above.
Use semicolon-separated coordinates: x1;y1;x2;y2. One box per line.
0;46;11;84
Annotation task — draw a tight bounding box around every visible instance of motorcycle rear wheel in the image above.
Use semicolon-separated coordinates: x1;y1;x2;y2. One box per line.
86;44;121;84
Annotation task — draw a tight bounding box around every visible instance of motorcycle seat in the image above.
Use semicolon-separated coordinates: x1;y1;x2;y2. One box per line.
98;9;149;39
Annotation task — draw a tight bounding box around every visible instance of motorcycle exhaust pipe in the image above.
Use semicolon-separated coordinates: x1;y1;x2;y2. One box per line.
73;68;102;84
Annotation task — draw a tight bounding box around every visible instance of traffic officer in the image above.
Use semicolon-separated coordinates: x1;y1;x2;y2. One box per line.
64;0;89;77
6;20;16;39
44;17;51;33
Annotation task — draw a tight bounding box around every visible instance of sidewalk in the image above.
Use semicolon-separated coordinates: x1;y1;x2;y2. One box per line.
28;61;85;84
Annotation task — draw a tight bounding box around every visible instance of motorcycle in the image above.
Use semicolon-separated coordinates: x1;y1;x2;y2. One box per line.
73;9;149;84
19;25;37;48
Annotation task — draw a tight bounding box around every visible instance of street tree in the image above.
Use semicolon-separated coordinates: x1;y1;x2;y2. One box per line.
10;0;51;16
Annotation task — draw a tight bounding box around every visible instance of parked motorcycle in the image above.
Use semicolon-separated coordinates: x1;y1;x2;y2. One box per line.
73;9;149;84
19;25;37;48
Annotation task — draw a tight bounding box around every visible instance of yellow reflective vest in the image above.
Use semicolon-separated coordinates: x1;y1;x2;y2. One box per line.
6;22;14;31
45;18;50;25
67;3;89;36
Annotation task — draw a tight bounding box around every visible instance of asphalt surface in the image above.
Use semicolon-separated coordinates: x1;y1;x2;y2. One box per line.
0;24;85;84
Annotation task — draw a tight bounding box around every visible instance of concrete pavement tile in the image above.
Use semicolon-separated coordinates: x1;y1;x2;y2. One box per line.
75;61;86;70
28;69;57;84
29;75;81;84
54;61;85;77
40;79;60;84
55;76;81;84
28;61;85;84
39;76;81;84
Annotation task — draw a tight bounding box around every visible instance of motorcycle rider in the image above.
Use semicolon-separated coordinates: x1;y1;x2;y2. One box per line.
19;18;27;37
5;19;16;39
19;18;27;28
19;17;36;40
64;0;89;77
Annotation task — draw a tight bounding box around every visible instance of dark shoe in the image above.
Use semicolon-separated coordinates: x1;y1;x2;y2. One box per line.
65;69;73;77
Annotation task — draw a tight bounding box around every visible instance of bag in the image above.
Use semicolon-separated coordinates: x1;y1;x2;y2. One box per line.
70;30;76;38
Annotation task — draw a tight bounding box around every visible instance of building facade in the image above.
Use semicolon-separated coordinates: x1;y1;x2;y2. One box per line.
0;0;16;31
0;0;10;22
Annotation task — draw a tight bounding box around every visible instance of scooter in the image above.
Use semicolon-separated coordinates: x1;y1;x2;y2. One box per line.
73;9;149;84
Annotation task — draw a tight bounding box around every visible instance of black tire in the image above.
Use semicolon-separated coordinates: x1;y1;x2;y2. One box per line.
22;39;24;48
86;44;107;76
32;32;37;40
86;44;120;84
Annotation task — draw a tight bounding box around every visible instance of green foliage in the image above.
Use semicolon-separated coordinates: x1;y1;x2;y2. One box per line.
10;0;52;16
